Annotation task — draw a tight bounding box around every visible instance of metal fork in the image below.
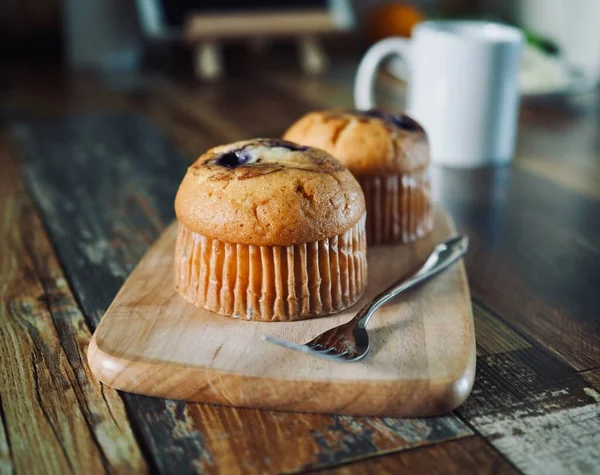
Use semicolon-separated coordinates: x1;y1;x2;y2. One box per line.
261;235;469;362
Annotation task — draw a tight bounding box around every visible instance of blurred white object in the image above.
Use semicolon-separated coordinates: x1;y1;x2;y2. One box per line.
355;21;523;168
518;0;600;86
520;44;571;94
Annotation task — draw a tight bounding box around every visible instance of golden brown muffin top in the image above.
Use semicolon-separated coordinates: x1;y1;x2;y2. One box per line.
175;139;365;246
283;110;429;175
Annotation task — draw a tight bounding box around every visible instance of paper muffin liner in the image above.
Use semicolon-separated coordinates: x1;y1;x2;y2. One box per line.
174;214;367;322
359;169;433;245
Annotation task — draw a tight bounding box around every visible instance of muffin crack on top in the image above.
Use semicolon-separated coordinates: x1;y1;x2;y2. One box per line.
329;117;352;145
174;138;368;321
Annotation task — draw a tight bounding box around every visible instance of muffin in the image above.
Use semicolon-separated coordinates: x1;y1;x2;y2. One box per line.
284;110;433;245
174;138;367;322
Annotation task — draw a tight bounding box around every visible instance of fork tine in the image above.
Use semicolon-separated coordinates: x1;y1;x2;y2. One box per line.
309;334;352;355
262;335;354;361
260;335;314;355
307;342;335;353
262;334;364;362
306;337;326;347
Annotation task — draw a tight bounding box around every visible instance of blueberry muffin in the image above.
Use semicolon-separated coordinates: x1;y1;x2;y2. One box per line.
174;138;367;321
284;110;432;245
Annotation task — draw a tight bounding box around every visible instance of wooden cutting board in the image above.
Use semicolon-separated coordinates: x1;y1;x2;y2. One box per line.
88;206;475;417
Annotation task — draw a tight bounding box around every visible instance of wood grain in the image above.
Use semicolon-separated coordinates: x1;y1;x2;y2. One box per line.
472;301;531;357
127;87;234;159
188;409;471;473
319;437;517;475
13;114;474;472
0;138;146;474
462;299;600;473
516;155;600;200
159;76;312;139
0;400;11;475
432;166;600;371
458;312;600;474
12;115;216;474
582;369;600;392
88;207;474;417
5;63;600;474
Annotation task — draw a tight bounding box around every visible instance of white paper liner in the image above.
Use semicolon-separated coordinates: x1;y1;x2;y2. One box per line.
174;214;367;321
359;170;432;245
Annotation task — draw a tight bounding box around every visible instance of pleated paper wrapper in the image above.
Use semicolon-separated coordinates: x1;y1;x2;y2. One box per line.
174;215;367;321
359;169;433;245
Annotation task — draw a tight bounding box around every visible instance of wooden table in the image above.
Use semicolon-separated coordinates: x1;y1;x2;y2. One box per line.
1;61;599;474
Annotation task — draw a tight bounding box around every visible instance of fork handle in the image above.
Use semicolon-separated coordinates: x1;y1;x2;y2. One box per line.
355;235;469;329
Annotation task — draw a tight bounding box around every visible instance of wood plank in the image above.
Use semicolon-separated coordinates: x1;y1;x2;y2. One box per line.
433;166;600;371
2;72;233;474
5;61;600;474
0;400;11;475
321;437;517;474
13;114;473;473
0;137;146;474
513;96;600;198
191;409;470;473
465;402;600;474
268;73;353;110
0;69;127;120
472;301;531;357
582;369;600;397
11;115;216;474
516;155;600;200
457;310;600;475
160;76;313;139
268;68;406;113
127;87;232;160
156;83;248;144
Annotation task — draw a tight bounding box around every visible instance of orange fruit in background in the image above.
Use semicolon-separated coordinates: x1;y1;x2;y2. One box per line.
367;3;426;42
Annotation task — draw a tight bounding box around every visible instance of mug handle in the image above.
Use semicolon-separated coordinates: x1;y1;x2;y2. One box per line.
354;37;412;109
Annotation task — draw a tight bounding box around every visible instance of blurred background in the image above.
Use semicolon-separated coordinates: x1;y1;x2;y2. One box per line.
1;0;599;94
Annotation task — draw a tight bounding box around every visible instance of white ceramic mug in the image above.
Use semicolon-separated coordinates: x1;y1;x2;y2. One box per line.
354;21;524;168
